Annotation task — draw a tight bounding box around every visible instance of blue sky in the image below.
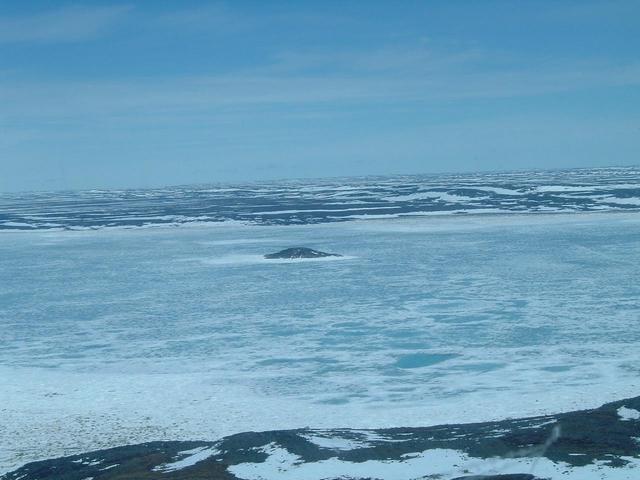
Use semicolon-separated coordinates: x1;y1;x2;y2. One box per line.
1;0;639;191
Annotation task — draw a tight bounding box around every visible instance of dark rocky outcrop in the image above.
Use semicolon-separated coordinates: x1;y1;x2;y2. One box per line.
3;396;640;480
264;247;342;259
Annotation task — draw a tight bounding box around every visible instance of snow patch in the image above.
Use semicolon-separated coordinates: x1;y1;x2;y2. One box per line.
385;191;483;203
229;444;640;480
154;446;220;472
617;406;640;421
200;254;355;265
301;434;372;451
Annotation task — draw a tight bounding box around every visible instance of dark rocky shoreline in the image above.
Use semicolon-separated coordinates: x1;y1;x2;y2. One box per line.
3;396;639;480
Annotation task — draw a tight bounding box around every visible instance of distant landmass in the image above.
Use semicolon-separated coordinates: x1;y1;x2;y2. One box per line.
264;247;342;259
4;395;639;480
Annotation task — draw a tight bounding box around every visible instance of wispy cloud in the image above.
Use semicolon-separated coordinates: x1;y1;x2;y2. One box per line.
266;44;492;76
2;44;639;124
0;5;131;44
150;4;247;31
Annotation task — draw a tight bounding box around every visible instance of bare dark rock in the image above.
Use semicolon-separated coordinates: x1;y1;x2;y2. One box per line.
264;247;341;259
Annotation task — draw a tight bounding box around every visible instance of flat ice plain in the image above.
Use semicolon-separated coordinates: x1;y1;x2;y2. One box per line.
1;212;640;473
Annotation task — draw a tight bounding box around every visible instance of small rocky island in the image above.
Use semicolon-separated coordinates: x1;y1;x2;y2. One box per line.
264;247;342;259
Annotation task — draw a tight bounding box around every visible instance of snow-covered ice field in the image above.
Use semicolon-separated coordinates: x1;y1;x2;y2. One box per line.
1;212;640;473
